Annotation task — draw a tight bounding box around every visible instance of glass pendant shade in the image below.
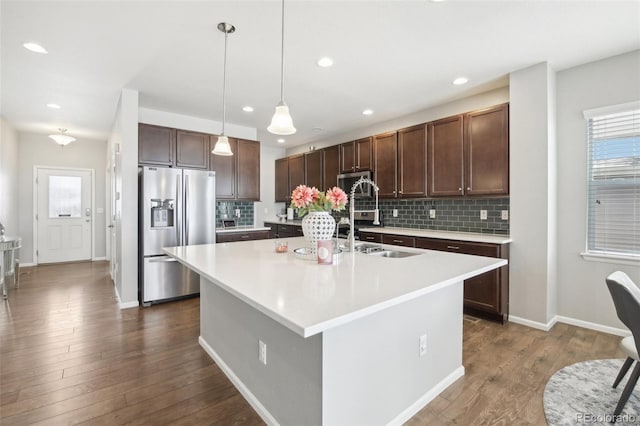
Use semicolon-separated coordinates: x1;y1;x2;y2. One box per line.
212;135;233;156
49;129;76;146
268;103;296;135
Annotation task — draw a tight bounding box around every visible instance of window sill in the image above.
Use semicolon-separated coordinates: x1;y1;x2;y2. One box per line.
581;252;640;266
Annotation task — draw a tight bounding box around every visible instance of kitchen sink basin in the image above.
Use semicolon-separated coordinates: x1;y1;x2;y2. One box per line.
367;250;419;258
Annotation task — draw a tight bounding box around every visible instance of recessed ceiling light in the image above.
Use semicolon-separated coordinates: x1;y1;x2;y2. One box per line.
46;103;61;109
453;77;469;85
317;57;333;67
242;106;254;112
362;109;374;116
277;138;285;144
23;42;48;54
312;127;323;132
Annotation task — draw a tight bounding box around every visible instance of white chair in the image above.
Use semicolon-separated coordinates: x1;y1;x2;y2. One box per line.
606;271;640;418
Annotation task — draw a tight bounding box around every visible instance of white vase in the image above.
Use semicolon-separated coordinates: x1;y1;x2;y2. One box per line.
301;211;336;253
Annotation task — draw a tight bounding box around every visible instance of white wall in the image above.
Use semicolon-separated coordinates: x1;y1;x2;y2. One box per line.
556;50;640;329
16;131;107;265
0;117;19;236
255;144;286;225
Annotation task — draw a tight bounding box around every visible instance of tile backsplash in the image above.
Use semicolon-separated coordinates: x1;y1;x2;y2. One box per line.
216;201;254;227
339;197;510;235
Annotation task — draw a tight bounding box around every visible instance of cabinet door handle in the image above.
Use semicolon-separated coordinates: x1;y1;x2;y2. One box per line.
399;190;403;194
393;239;403;243
447;245;460;250
241;235;249;239
467;187;471;191
458;187;462;191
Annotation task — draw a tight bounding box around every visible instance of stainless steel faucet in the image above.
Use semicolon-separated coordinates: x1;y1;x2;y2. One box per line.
348;177;380;251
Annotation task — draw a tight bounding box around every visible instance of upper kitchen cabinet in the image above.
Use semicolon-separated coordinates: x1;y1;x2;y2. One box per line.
176;130;209;170
275;157;290;202
322;145;341;189
428;115;464;196
340;137;373;172
288;154;305;191
373;132;398;198
305;150;323;190
428;103;509;197
210;138;260;201
398;124;427;198
464;103;509;196
138;123;175;167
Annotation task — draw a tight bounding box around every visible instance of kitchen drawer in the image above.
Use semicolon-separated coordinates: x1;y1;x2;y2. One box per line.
415;238;499;258
359;231;383;243
382;234;415;247
217;230;270;243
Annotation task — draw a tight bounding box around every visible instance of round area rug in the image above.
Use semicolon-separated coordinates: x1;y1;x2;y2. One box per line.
544;359;640;425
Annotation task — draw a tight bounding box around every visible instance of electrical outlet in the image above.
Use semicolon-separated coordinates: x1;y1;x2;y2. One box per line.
419;334;427;357
501;210;509;220
258;340;267;365
429;209;436;219
480;210;488;220
235;209;241;218
392;209;398;218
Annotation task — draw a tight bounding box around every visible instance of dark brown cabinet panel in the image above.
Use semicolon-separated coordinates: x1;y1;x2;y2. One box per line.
382;234;415;247
358;231;383;243
236;139;260;200
210;137;236;199
265;223;304;238
305;150;323;190
138;123;175;166
464;103;509;195
415;237;509;323
340;137;373;172
275;158;289;202
176;130;209;169
288;154;305;192
216;230;270;243
373;132;398;198
323;145;341;189
340;142;355;173
398;124;427;198
428;115;464;196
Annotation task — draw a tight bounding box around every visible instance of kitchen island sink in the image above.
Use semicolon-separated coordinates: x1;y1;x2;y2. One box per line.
165;237;506;425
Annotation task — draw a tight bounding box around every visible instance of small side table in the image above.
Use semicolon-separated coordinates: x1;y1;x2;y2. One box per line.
0;237;21;299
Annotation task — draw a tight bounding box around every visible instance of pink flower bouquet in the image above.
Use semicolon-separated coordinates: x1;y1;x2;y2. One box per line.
290;185;348;217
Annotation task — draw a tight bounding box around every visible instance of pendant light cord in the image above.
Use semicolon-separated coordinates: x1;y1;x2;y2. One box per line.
280;0;285;103
222;29;228;136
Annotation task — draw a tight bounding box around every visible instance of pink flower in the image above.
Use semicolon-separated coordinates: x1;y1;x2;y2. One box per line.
291;185;318;208
326;187;347;210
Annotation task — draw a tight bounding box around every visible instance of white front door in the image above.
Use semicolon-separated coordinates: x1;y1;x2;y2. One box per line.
36;167;93;264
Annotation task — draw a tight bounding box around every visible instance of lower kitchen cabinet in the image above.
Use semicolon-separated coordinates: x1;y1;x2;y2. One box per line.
382;234;415;247
217;230;270;243
265;223;304;239
416;237;509;323
359;231;383;243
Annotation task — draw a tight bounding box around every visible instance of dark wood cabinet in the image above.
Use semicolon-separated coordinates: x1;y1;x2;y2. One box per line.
382;234;415;247
323;145;341;189
428;115;464;196
305;150;323;190
340;137;373;172
398;124;427;198
464;103;509;195
138;123;175;166
288;154;305;192
217;230;270;243
373;132;398;198
265;223;304;238
358;231;383;243
176;130;209;169
210;138;260;201
415;237;509;323
275;158;289;202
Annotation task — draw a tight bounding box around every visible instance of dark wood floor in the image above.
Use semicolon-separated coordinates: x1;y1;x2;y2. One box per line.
0;262;623;425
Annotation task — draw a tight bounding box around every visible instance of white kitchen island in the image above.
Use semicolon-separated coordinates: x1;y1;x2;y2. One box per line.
164;237;507;425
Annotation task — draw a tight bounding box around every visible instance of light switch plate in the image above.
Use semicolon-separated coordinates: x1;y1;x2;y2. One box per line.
501;210;509;220
392;209;398;217
480;210;488;220
429;209;436;219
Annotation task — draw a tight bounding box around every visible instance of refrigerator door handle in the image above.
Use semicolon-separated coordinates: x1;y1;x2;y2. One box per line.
175;173;181;245
185;174;190;245
148;257;178;263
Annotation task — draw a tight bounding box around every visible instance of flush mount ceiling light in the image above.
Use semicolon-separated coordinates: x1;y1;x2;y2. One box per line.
49;128;76;146
212;22;236;157
242;106;254;112
317;57;333;67
453;77;469;85
46;103;61;109
268;0;296;135
362;109;374;116
23;42;48;54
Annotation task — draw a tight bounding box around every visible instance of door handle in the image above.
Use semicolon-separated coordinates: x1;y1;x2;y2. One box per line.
107;224;114;228
184;174;190;246
176;174;181;245
148;257;178;263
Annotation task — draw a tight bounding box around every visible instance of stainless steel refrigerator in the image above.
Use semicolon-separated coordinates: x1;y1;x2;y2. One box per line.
139;166;216;305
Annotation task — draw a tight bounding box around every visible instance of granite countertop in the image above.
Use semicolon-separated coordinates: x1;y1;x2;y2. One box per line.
216;225;271;234
164;237;506;337
358;227;512;244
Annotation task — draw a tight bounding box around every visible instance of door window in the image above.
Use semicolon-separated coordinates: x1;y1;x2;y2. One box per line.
48;175;82;218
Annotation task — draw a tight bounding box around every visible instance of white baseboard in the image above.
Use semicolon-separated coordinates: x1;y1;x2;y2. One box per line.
554;315;630;337
199;336;279;425
17;262;36;268
389;365;465;426
113;286;139;310
509;315;557;331
92;257;107;261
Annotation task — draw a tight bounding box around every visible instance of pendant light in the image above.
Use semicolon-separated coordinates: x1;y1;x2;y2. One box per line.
49;128;76;146
212;22;235;156
268;0;296;135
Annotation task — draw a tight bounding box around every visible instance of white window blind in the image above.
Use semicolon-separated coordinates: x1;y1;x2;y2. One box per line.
586;107;640;257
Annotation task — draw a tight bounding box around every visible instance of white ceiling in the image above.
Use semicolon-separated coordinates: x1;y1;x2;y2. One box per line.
1;1;639;147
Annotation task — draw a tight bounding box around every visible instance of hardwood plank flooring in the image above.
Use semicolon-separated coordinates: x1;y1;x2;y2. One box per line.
0;262;624;425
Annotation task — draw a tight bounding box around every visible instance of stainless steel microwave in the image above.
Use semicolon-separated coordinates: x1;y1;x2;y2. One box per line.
337;170;372;198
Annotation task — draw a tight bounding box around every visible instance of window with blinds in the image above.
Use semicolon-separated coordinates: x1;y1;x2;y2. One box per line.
586;106;639;257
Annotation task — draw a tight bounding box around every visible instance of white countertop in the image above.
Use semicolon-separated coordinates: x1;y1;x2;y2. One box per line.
164;237;506;338
359;227;512;244
216;225;271;234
